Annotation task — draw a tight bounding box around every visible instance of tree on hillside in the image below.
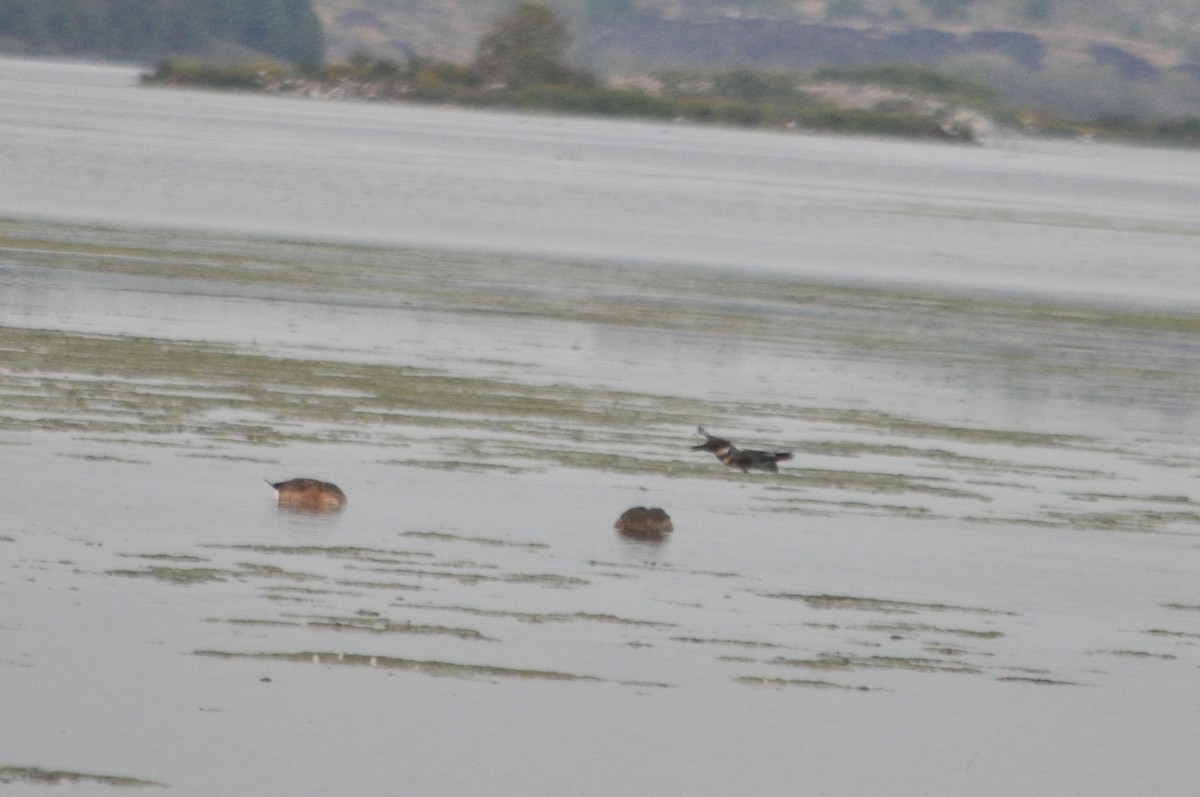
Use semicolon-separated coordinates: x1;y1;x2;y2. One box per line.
471;3;589;88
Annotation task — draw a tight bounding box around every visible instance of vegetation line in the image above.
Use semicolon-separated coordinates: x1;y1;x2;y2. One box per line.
139;4;1200;147
143;57;977;141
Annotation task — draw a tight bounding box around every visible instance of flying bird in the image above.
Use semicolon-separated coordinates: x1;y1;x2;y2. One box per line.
691;427;793;473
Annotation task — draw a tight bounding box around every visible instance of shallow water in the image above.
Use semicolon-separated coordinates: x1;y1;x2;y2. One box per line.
3;57;1200;307
1;59;1199;796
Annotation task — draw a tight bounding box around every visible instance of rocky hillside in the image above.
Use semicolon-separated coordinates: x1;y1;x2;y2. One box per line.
314;0;1200;118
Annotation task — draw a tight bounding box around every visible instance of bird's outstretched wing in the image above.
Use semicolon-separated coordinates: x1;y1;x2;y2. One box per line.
692;426;731;451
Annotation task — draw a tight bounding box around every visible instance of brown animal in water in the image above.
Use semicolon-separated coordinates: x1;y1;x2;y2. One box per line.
615;506;673;537
267;478;347;511
691;427;793;473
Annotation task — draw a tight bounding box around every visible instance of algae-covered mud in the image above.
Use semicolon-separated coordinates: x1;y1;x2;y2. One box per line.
0;766;163;788
2;219;1198;795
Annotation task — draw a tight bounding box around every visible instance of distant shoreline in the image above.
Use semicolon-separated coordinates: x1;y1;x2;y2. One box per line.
142;59;1200;149
141;60;980;143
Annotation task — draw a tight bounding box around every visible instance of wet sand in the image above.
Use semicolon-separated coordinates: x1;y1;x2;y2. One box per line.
2;220;1198;795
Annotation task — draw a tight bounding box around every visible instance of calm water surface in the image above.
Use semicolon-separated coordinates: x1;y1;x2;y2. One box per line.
1;57;1198;796
3;57;1200;305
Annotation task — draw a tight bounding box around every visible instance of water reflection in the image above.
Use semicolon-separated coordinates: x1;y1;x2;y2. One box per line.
269;500;348;538
615;529;672;564
6;56;1200;310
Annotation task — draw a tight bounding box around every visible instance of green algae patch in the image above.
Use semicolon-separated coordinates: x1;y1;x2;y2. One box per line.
766;593;1015;616
0;765;165;787
1092;649;1178;660
973;507;1200;534
332;562;588;588
769;654;982;674
787;468;990;500
383;458;530;474
499;572;590;587
672;636;782;649
107;561;324;586
996;675;1082;686
61;453;151;464
119;553;210;563
207;614;491;640
207;617;296;629
209;543;434;564
925;645;972;657
107;565;233;585
400;531;550;550
333;579;424;592
1044;508;1200;534
408;604;675;628
801;408;1087;448
1145;628;1200;640
735;676;874;691
194;649;600;682
767;498;935;519
298;614;492;640
0;325;717;459
861;622;1004;639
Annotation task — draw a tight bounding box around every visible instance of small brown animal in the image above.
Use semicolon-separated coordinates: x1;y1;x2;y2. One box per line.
267;478;347;511
615;506;673;537
691;427;793;473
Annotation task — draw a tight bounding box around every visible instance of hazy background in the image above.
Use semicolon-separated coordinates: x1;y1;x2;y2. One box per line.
2;0;1200;119
324;0;1200;119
